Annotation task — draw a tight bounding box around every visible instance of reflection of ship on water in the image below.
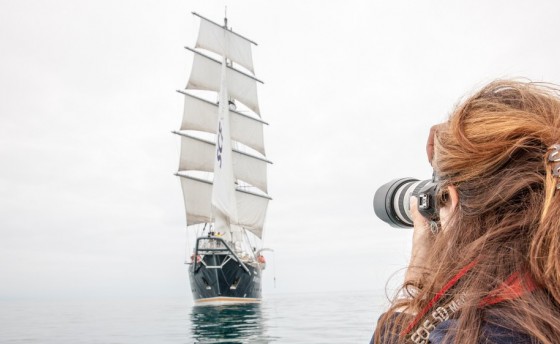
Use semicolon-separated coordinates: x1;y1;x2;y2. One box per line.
190;303;273;343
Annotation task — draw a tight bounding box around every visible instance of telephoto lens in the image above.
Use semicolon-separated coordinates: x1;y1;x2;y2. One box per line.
373;178;433;228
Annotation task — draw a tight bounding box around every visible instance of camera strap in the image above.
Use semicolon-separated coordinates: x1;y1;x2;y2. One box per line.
401;261;537;343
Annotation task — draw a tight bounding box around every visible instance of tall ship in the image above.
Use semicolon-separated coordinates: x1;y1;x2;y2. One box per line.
175;12;272;303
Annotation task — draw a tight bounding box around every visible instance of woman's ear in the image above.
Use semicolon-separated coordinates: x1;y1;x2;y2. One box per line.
447;185;459;211
439;185;459;231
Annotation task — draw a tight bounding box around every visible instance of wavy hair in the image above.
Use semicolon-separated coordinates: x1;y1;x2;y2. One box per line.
375;80;560;343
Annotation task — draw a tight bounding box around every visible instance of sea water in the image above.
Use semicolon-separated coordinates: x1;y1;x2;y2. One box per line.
0;290;389;343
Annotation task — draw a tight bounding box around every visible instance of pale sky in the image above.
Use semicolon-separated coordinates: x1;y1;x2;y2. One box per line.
1;0;560;302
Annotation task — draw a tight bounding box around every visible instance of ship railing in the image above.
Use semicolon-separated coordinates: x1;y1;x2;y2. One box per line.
193;236;251;275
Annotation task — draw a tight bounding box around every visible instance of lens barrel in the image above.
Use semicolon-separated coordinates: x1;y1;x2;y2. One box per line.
373;178;432;228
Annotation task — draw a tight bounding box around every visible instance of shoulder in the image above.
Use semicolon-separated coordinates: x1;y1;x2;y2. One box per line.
429;319;538;344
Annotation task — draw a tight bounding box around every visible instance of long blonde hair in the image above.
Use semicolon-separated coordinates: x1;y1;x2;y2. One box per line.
375;80;560;343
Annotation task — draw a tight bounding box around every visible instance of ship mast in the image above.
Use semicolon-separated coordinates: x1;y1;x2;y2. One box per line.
177;12;271;240
224;6;228;29
223;12;236;111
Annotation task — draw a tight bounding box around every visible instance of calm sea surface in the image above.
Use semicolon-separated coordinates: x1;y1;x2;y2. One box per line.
0;290;388;343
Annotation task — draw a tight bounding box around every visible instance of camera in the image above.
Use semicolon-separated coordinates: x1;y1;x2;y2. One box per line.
373;175;440;228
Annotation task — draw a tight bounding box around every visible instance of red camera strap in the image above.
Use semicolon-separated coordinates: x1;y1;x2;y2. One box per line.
479;270;537;307
401;261;537;338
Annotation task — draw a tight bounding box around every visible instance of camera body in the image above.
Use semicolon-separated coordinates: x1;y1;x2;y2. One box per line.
373;175;440;228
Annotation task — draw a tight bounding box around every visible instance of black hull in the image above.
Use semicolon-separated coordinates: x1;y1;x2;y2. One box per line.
189;253;262;302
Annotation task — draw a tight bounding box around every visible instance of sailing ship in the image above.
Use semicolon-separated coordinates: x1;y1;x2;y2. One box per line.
175;12;272;303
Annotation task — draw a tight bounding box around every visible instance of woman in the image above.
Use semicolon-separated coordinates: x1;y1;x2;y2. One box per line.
372;80;560;343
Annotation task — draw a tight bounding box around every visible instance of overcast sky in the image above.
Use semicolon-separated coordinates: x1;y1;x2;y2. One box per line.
1;0;560;303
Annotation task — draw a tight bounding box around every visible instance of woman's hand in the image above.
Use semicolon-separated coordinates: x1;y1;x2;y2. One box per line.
426;124;444;165
404;123;445;283
404;196;435;283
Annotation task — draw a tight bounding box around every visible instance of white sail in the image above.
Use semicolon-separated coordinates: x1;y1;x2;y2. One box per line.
179;175;214;225
180;92;266;155
177;133;269;192
194;12;256;73
179;175;270;238
186;49;261;115
178;13;270;241
211;51;238;228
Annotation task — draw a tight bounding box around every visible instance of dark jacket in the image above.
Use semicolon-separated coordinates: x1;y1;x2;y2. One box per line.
371;313;539;343
428;319;538;343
